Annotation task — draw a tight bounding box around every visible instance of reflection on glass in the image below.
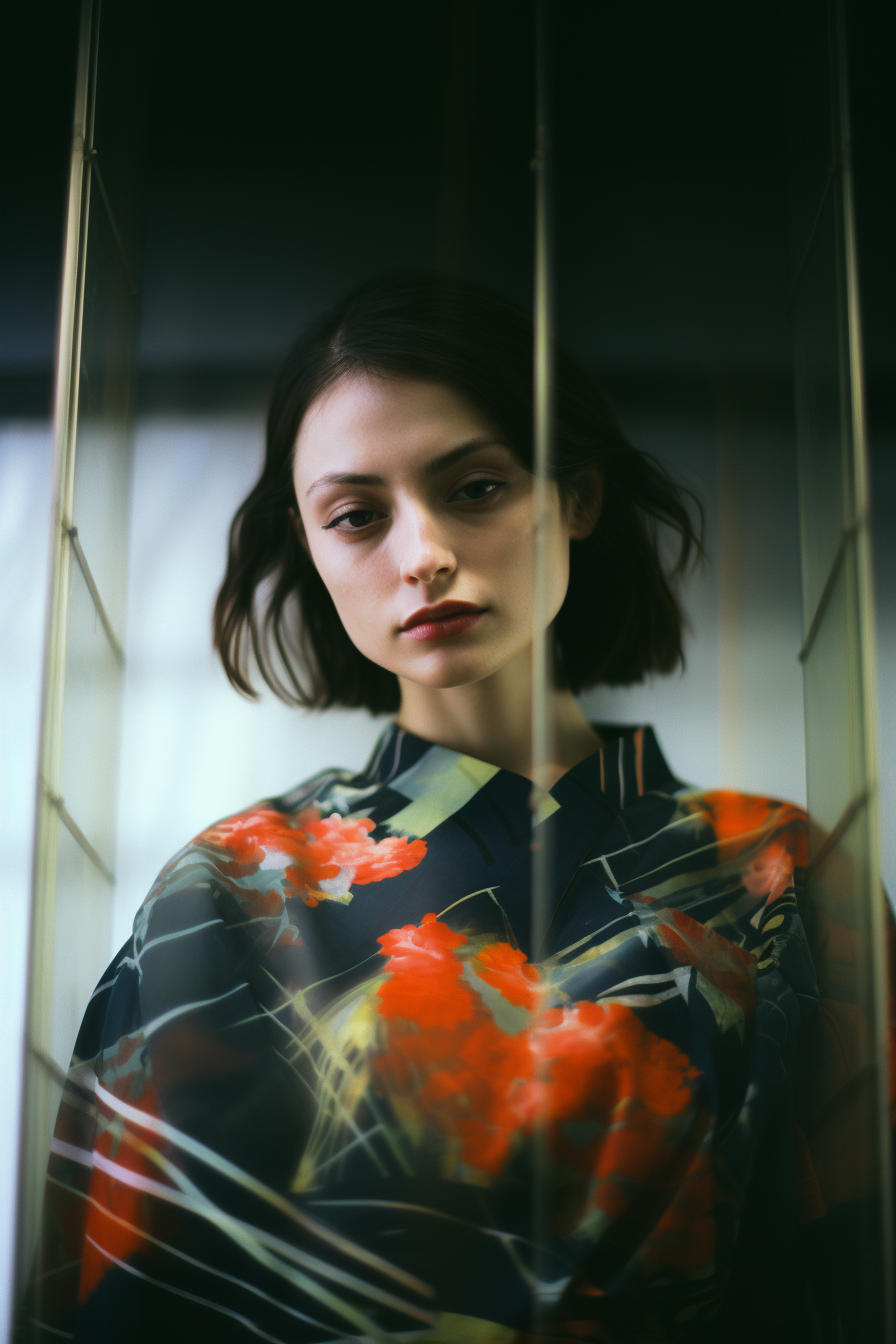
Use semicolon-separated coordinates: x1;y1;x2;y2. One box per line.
50;818;114;1071
58;552;124;875
70;168;137;636
794;192;855;624
792;5;893;1326
802;556;864;838
16;0;139;1301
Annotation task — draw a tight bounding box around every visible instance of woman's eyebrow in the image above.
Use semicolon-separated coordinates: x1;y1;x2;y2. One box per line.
305;439;509;498
422;438;508;479
306;470;386;496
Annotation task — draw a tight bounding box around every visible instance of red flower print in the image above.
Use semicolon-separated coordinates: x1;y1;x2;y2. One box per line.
694;791;808;869
472;941;540;1010
637;1139;716;1275
198;808;285;867
78;1086;162;1302
684;792;808;931
654;907;756;1015
197;806;426;906
234;883;302;947
373;915;702;1241
377;914;474;1030
742;839;795;901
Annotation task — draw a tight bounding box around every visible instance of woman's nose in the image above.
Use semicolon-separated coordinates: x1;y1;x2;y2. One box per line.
397;508;457;585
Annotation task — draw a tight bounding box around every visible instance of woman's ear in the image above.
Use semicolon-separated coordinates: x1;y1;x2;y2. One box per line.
565;468;603;540
288;505;312;558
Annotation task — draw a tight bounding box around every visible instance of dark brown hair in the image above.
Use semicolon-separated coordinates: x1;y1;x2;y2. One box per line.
213;272;703;713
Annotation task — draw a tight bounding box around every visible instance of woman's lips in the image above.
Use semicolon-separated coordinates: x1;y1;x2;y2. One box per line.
400;605;485;642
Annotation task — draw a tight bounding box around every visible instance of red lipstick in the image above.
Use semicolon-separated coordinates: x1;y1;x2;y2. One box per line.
400;601;485;641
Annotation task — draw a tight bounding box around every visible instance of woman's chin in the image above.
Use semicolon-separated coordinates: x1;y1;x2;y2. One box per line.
394;650;507;692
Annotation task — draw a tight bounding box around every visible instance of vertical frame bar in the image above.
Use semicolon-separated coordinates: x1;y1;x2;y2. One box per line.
14;0;101;1304
793;0;893;1336
531;0;554;1328
531;0;555;936
832;0;894;1329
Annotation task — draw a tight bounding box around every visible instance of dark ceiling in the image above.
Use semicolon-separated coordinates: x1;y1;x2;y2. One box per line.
2;0;893;427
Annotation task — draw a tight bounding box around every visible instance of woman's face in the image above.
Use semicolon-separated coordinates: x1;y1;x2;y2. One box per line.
292;373;575;692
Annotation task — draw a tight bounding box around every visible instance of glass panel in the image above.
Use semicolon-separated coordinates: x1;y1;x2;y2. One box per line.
802;549;865;837
787;0;837;275
15;0;142;1307
15;1053;64;1308
803;808;885;1339
58;547;123;876
793;190;854;625
49;819;114;1072
800;551;885;1336
70;176;137;639
792;5;892;1325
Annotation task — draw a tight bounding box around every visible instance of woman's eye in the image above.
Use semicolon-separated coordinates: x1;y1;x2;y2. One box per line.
453;479;502;502
323;509;381;531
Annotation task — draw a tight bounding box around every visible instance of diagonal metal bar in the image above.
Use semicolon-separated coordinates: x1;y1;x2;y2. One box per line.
84;149;139;305
28;1044;70;1090
41;777;115;885
798;515;862;663
832;0;894;1319
64;522;125;666
788;169;834;309
806;787;869;880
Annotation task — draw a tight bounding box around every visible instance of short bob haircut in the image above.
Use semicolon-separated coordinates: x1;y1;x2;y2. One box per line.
214;272;703;715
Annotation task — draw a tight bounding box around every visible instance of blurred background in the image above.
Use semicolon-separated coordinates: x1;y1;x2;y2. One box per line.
1;0;894;1334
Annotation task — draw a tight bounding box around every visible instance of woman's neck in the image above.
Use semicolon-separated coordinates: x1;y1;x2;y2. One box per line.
395;647;603;786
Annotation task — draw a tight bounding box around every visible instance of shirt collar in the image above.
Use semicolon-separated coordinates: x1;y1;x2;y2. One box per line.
358;720;682;807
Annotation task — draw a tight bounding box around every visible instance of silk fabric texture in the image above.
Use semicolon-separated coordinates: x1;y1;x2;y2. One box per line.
32;724;867;1342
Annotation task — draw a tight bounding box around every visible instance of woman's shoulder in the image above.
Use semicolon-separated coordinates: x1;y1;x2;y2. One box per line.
672;786;807;829
613;726;809;873
672;785;807;827
68;774;369;1139
132;753;412;943
130;763;351;924
145;765;362;888
658;787;809;922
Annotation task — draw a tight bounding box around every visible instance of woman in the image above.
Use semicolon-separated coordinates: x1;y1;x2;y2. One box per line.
33;274;829;1342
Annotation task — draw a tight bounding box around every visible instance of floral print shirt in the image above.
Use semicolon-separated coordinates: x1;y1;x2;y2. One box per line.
31;723;855;1342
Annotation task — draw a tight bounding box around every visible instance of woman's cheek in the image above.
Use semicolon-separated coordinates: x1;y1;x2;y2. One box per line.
335;563;389;652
